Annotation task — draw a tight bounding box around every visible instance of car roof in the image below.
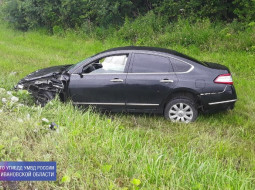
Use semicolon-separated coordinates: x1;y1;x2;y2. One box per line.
99;46;202;64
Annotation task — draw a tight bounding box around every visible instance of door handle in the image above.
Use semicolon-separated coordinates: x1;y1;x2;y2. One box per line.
160;79;174;83
110;78;124;82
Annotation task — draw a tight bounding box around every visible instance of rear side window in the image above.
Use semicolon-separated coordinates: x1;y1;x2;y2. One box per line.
131;53;172;73
171;58;192;72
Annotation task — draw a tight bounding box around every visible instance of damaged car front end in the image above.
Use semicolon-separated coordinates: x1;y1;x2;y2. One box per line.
15;65;71;106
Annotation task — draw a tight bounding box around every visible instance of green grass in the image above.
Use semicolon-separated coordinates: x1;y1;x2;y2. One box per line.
0;21;255;189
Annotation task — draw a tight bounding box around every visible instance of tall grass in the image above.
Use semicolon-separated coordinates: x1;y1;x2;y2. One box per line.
115;14;255;52
0;20;255;189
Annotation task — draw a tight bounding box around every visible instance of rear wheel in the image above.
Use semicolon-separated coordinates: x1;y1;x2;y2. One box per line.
164;98;198;123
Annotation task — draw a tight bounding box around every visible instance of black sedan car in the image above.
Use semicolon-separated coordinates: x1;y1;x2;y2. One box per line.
15;46;237;123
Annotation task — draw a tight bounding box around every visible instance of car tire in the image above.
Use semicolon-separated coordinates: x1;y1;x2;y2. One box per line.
164;97;198;123
36;91;55;107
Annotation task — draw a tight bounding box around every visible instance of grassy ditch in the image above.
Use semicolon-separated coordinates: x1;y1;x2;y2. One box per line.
0;22;255;189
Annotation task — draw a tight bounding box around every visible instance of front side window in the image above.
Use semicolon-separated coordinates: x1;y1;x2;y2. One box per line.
131;53;172;73
83;55;128;74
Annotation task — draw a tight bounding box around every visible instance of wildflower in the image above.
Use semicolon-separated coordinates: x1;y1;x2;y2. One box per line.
11;96;19;103
17;118;23;123
9;71;17;76
42;118;50;123
2;98;7;103
0;88;5;93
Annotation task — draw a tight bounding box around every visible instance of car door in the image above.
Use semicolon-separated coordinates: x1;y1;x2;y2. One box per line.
68;54;130;110
125;52;178;111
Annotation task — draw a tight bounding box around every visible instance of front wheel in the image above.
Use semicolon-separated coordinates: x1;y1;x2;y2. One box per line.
164;98;198;123
35;91;55;107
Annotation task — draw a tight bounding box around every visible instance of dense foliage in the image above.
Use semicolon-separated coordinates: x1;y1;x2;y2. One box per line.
1;0;255;31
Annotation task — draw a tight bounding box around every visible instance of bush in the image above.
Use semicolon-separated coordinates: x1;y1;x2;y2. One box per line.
117;11;165;44
1;0;254;31
154;0;255;23
233;0;255;22
1;0;28;30
0;0;155;31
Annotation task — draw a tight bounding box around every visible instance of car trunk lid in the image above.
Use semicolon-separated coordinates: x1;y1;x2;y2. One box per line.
203;62;230;73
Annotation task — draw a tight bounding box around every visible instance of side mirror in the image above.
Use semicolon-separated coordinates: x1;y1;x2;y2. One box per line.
77;66;87;78
79;72;84;78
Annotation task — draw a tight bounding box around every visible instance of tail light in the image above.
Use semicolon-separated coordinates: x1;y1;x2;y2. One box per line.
214;73;233;85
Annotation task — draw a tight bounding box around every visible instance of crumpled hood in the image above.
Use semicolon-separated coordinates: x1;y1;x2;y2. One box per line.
20;65;71;82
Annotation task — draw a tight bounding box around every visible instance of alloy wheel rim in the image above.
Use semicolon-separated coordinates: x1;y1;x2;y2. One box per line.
169;103;193;123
